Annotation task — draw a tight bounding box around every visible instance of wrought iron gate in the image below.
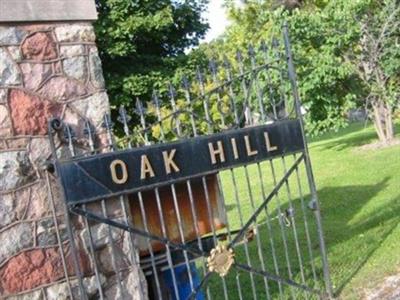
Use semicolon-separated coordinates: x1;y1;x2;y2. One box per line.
46;25;333;300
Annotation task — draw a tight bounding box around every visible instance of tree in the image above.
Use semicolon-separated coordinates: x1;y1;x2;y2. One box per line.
215;1;361;135
215;0;399;141
94;0;209;112
348;0;400;143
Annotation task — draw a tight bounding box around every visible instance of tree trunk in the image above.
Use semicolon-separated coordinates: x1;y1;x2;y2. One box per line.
372;99;394;144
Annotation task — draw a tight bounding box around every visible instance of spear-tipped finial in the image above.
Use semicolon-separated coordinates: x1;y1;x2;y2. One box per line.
63;124;75;140
117;105;131;124
102;113;114;129
260;40;268;53
222;55;231;69
272;37;279;48
235;50;243;62
248;44;256;58
63;124;76;156
83;120;95;151
83;120;95;138
209;58;218;75
135;97;146;116
196;67;204;83
152;90;160;107
181;75;190;90
168;83;176;99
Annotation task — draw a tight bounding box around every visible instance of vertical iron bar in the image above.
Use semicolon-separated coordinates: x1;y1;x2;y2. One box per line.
211;60;259;298
222;57;240;126
136;97;149;145
249;45;266;122
152;91;166;142
236;50;253;126
243;165;271;299
168;84;183;137
170;184;196;291
252;50;285;297
293;153;319;286
168;88;207;296
100;200;125;294
82;216;105;299
101;114;125;296
44;171;74;299
229;169;259;300
200;176;229;300
137;191;163;298
186;180;212;300
206;62;247;298
139;98;180;299
154;187;181;299
271;38;288;119
83;120;107;300
63;204;87;300
182;76;198;135
196;68;213;134
256;162;284;298
215;174;244;300
116;107;147;298
61;124;88;300
197;88;238;299
268;159;296;299
209;59;226;128
260;41;278;120
283;22;333;296
283;22;333;298
180;81;213;300
280;156;308;299
119;197;147;297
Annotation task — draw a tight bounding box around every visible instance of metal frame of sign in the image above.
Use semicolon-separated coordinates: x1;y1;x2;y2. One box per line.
57;119;304;205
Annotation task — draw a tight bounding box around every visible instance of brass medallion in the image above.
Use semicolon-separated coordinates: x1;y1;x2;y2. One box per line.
207;244;235;277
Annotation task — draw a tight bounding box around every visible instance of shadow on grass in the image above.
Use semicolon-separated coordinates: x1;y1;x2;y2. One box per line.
319;130;378;151
317;177;400;296
215;177;399;299
310;122;400;152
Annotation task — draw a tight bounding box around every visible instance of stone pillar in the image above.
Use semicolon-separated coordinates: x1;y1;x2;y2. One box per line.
0;1;146;299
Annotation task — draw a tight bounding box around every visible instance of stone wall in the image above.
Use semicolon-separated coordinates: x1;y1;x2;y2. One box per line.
0;23;145;299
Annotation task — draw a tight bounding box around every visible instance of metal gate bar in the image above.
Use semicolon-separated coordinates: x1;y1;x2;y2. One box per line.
283;22;333;298
70;152;309;289
173;77;243;300
47;120;88;300
45;24;333;300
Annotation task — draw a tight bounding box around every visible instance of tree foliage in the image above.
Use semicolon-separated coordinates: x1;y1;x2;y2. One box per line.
94;0;209;112
95;0;399;141
201;0;399;138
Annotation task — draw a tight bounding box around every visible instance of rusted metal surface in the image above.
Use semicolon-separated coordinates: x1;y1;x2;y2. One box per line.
130;175;226;255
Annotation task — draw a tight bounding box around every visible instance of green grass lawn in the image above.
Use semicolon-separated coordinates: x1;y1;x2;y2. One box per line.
310;122;400;299
198;122;400;299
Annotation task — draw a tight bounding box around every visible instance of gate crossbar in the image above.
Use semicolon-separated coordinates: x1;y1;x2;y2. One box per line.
234;263;321;295
229;153;304;247
70;153;308;299
43;23;334;299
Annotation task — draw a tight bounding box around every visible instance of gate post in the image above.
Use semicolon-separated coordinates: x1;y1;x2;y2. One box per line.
0;1;146;299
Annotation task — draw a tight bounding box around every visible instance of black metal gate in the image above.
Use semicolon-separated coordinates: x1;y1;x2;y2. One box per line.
46;25;333;300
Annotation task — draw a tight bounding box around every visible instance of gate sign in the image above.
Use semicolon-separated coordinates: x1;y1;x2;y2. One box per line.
57;119;304;205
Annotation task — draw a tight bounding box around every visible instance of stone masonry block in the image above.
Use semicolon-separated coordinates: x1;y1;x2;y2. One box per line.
0;222;33;265
9;89;62;135
0;48;21;86
55;24;95;43
21;32;58;61
0;150;35;191
0;27;27;45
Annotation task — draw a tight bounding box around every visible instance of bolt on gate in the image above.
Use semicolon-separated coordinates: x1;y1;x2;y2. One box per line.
45;25;333;300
